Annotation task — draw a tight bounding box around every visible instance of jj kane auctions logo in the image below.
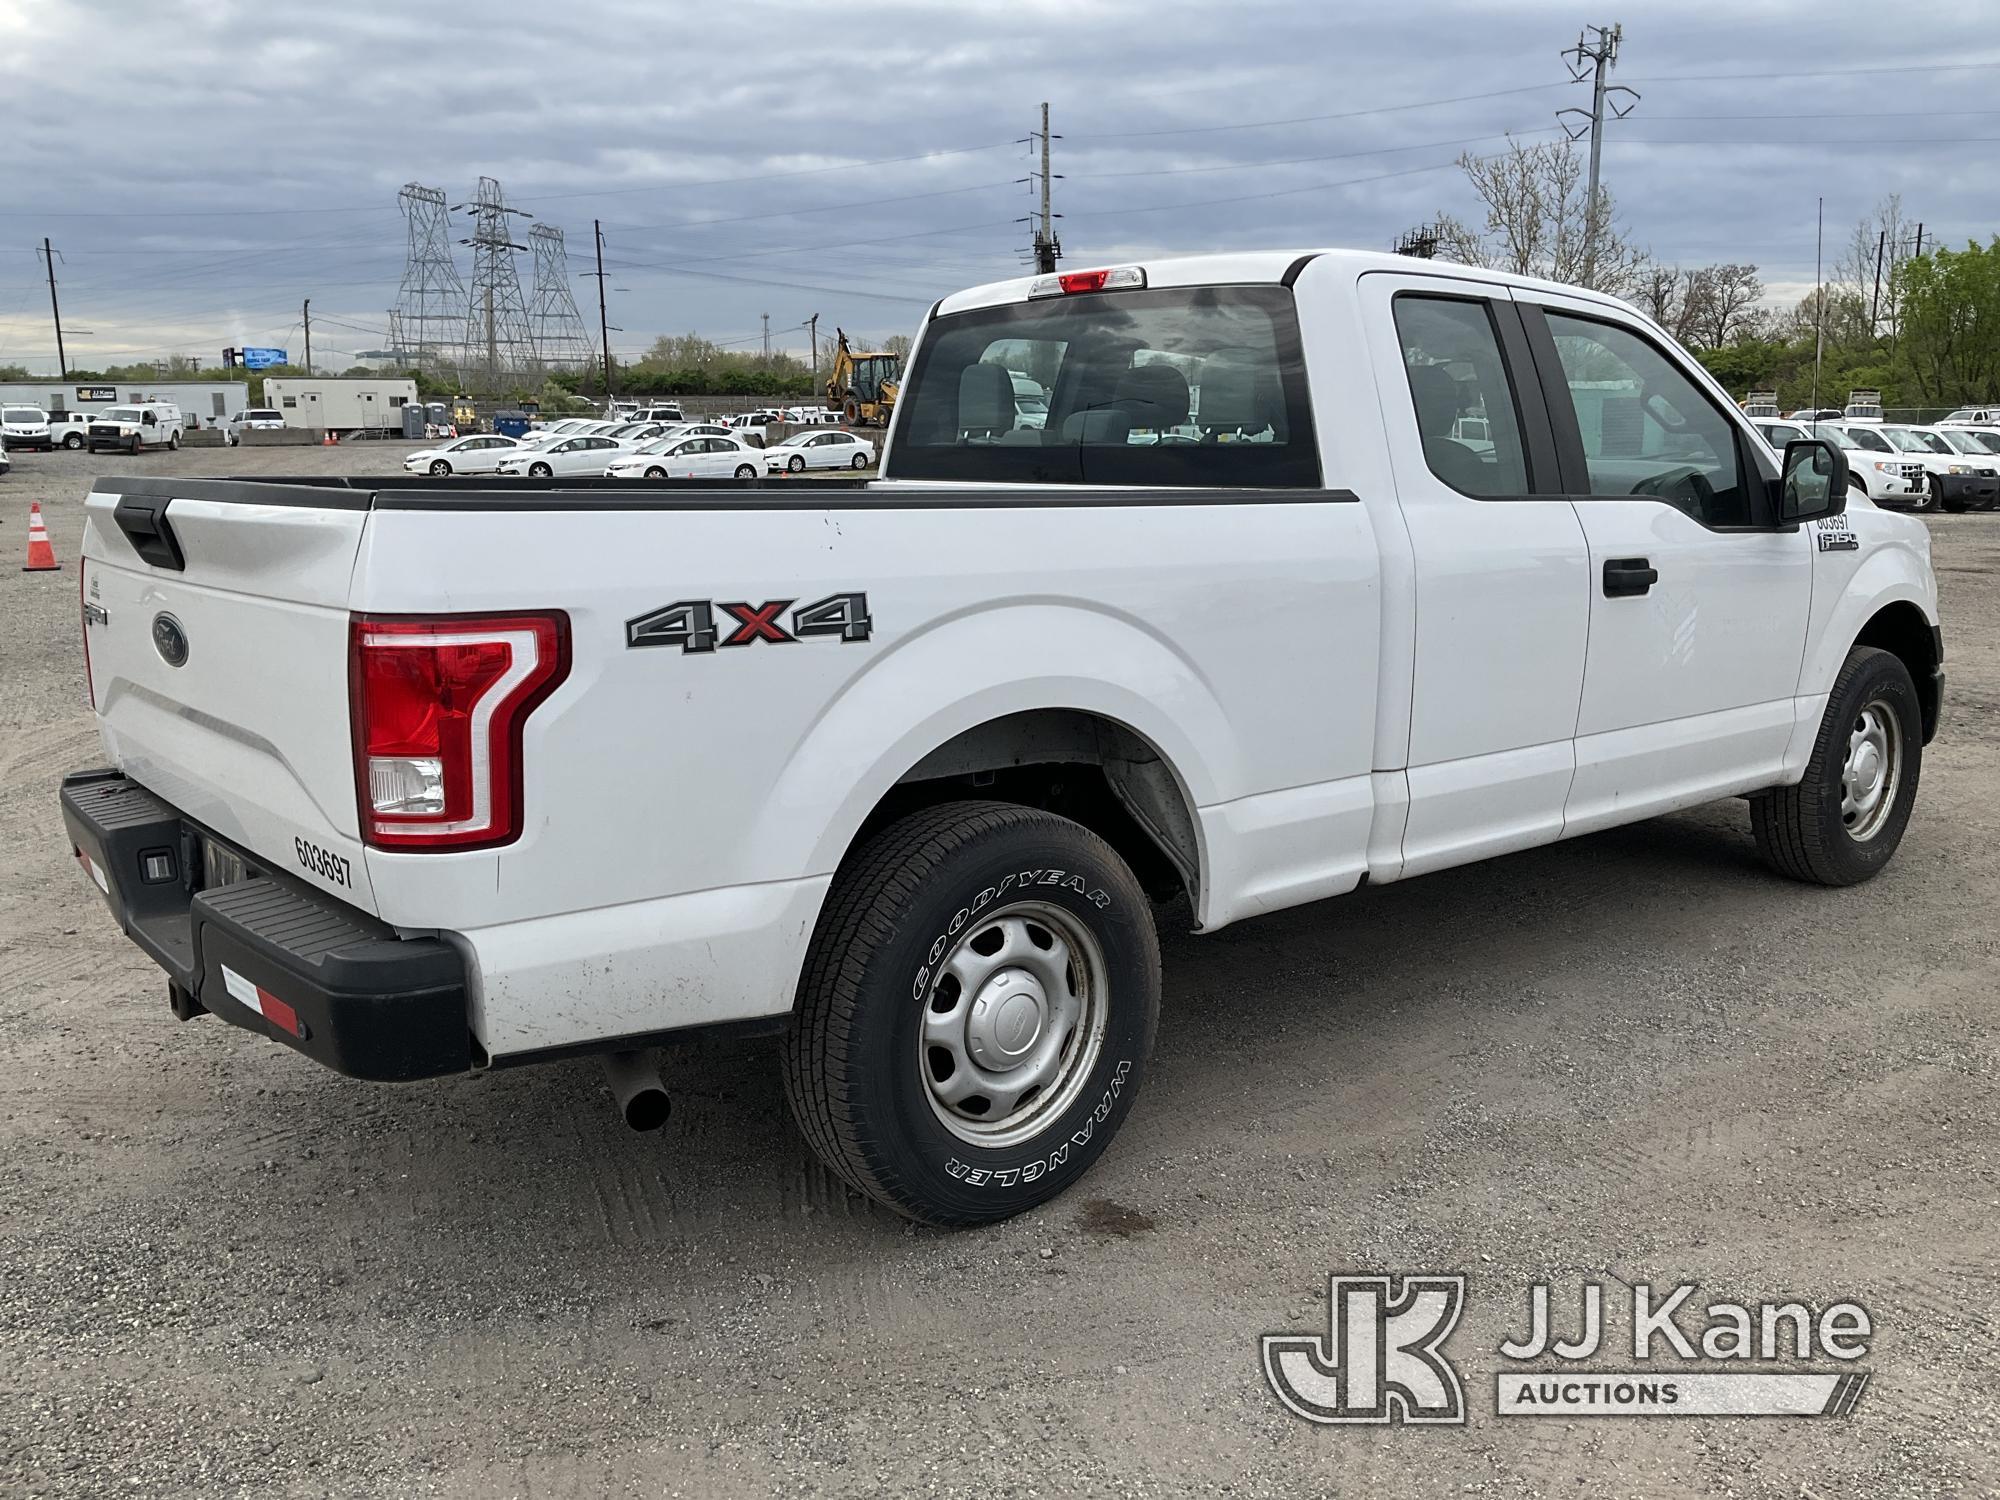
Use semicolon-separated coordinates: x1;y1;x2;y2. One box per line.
1262;1275;1873;1424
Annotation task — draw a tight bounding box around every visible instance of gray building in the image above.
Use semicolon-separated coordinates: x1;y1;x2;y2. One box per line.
0;379;252;427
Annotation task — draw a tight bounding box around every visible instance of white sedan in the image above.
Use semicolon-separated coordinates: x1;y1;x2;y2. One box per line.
495;433;625;477
403;433;523;476
762;429;877;473
606;434;766;480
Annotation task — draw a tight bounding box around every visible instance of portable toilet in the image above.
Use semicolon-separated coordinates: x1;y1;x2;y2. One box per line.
401;403;426;439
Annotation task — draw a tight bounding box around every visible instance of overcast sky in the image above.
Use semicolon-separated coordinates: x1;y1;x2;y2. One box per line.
1;0;1995;372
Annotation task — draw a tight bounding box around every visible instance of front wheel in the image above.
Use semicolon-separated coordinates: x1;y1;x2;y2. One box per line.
527;462;552;478
644;466;667;480
787;454;806;473
1751;645;1922;886
733;464;756;480
428;459;452;476
784;801;1159;1228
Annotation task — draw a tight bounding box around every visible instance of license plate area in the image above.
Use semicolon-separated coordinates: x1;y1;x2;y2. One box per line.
199;835;259;891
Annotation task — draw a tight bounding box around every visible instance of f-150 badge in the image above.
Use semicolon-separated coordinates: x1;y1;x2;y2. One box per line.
626;593;872;653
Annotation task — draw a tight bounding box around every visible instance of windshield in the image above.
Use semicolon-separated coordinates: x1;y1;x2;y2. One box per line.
891;285;1318;487
1881;428;1931;452
100;407;140;422
1943;429;1996;455
1838;425;1892;452
1963;431;2000;455
3;408;45;423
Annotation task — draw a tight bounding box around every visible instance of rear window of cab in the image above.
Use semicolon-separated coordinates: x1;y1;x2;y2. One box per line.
889;285;1320;488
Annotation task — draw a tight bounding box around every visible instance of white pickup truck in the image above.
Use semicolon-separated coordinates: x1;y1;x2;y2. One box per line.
63;250;1943;1227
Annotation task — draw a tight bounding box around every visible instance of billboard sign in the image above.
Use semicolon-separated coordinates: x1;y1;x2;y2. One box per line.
76;385;118;403
240;347;288;370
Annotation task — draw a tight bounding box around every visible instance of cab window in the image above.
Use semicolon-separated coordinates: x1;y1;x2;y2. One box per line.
1391;295;1531;499
1542;312;1753;527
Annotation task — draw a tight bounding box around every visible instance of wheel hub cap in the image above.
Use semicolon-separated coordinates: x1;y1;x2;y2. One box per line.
1840;700;1902;841
919;903;1108;1147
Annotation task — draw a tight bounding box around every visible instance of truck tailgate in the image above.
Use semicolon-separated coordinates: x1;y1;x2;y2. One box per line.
82;485;379;914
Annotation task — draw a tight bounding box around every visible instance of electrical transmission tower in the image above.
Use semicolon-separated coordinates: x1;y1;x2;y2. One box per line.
1393;224;1442;260
525;224;594;370
456;176;537;392
1559;23;1639;290
388;183;468;378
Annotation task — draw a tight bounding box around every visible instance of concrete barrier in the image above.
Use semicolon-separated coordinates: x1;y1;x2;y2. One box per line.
241;427;324;447
182;429;227;448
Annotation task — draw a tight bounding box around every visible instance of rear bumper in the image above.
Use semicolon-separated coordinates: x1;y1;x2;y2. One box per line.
60;769;471;1082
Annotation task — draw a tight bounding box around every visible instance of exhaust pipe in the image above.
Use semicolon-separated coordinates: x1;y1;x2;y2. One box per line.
602;1049;672;1132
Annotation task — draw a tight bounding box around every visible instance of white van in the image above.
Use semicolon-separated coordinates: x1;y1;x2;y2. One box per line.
87;403;184;455
2;405;53;451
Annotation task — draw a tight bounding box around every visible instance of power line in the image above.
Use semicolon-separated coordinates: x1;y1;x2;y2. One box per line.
1065;80;1577;140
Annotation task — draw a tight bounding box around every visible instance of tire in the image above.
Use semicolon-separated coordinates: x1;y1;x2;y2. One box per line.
168;432;180;450
528;462;552;478
63;434;82;450
428;460;452;476
644;466;666;480
787;454;806;473
1942;497;1968;514
1751;645;1922;886
843;397;862;426
784;800;1159;1228
733;464;756;480
851;452;868;470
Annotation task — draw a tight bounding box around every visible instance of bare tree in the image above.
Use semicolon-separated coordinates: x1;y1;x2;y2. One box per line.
1680;263;1764;349
1433;138;1648;295
1636;263;1688;332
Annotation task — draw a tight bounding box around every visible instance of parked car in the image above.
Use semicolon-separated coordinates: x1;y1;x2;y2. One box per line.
224;409;286;445
1755;421;1813;451
1927;428;2000;510
601;421;672;447
1815;423;1925;505
1940;406;2000;425
632;404;685;424
402;433;523;477
1788;407;1843;422
2;405;53;451
494;432;624;477
605;434;765;480
47;411;97;450
88;403;183;454
762;429;877;473
61;249;1942;1228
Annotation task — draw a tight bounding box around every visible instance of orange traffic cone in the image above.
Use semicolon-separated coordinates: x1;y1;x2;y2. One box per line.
22;502;60;571
321;429;337;446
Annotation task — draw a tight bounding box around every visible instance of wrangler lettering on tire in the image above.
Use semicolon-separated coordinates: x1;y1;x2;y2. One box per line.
783;800;1159;1227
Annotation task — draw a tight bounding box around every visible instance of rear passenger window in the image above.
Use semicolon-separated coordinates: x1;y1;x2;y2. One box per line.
1543;313;1752;527
1391;296;1531;498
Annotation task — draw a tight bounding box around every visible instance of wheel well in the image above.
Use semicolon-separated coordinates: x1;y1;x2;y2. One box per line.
857;710;1201;909
1854;601;1941;742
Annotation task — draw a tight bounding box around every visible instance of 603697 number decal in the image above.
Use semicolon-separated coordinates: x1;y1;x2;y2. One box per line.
626;592;872;653
294;837;353;889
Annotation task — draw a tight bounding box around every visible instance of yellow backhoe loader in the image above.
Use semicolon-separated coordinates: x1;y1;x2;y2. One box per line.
826;329;900;427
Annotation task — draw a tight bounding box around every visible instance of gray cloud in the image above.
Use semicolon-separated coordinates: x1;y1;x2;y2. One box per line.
1;0;1994;367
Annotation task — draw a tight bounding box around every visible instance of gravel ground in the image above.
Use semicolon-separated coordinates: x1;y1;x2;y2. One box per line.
1;445;1996;1498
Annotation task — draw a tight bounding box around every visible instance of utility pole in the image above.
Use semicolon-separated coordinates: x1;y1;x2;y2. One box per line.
761;312;771;363
593;219;613;401
1018;103;1062;273
302;298;312;374
41;238;67;378
1812;196;1825;414
1910;222;1925;259
808;312;820;399
1559;23;1638;290
1869;228;1887;337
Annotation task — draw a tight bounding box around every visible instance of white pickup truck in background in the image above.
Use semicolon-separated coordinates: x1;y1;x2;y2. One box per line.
62;250;1943;1227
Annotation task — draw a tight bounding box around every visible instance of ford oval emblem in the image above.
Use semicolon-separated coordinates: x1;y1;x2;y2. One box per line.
151;612;188;668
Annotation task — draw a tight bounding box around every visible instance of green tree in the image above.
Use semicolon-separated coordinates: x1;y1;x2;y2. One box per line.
1894;239;2000;403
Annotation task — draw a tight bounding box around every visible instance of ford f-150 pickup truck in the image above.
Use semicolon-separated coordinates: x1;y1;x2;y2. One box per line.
62;250;1944;1227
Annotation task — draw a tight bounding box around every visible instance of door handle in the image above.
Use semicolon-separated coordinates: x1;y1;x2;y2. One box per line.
1603;557;1658;598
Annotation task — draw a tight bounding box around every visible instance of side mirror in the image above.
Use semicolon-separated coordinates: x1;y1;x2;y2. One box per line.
1780;439;1848;524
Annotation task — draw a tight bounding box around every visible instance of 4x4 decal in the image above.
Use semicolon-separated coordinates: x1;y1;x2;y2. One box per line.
626;592;873;653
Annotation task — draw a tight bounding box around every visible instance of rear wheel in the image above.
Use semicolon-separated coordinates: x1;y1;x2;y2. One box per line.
851;452;869;470
784;801;1159;1227
843;397;862;426
428;459;451;476
1751;645;1921;886
63;434;82;450
168;431;180;450
733;464;757;480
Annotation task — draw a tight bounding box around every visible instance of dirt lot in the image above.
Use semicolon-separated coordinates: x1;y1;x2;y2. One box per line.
1;445;1995;1498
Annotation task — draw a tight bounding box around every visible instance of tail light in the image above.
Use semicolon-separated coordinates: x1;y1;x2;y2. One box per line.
1029;265;1146;299
349;612;570;851
80;559;95;710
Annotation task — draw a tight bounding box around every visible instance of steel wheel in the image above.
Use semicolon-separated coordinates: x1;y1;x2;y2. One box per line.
918;900;1108;1149
645;466;666;479
1841;698;1903;842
